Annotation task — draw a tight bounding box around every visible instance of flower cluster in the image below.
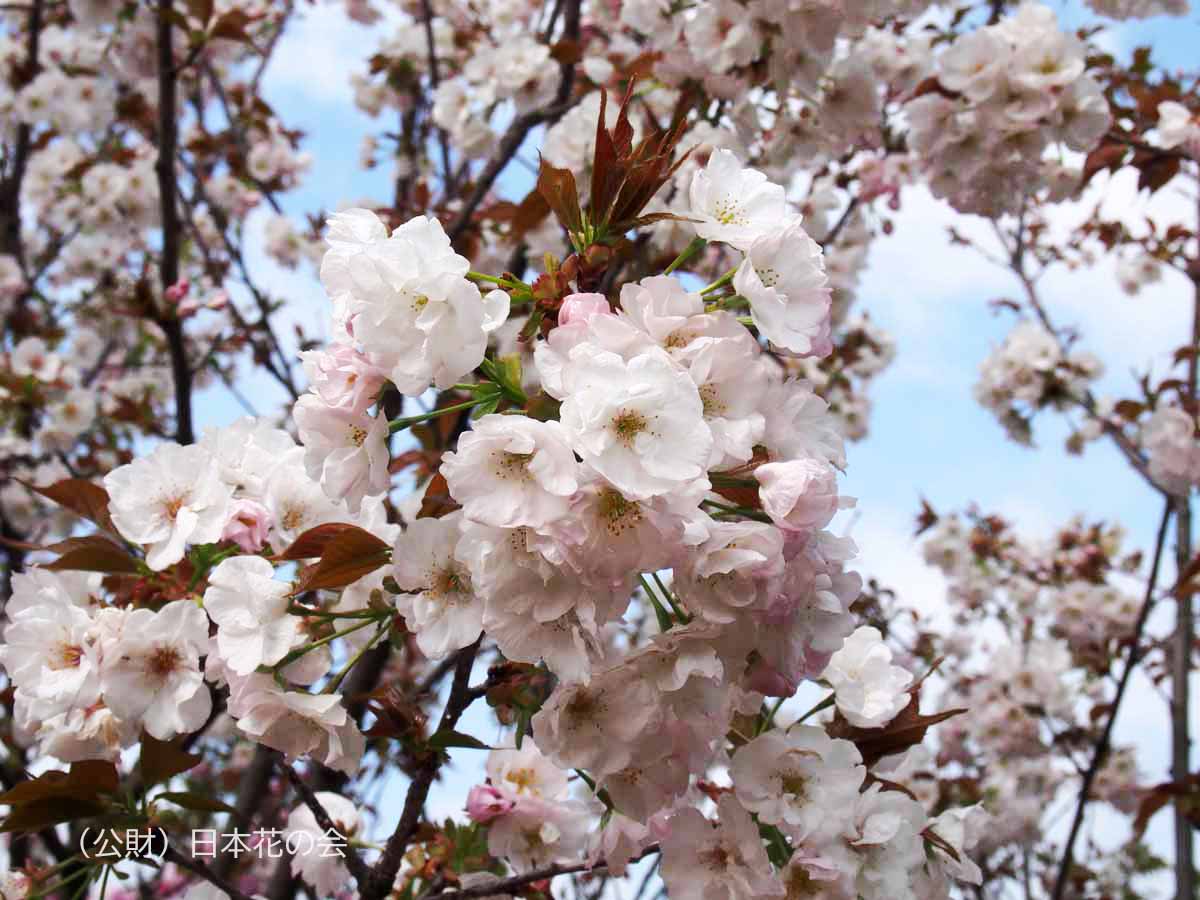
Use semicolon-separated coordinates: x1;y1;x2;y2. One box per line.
1143;403;1200;495
906;508;1152;877
0;418;393;772
974;319;1103;444
280;149;982;897
906;2;1110;216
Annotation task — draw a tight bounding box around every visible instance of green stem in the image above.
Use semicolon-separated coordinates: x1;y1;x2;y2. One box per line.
638;574;674;633
652;571;691;624
288;603;383;619
28;864;92;900
276;615;385;670
757;697;786;735
467;271;526;290
700;267;737;295
664;237;707;275
795;693;836;725
324;622;388;694
389;397;483;433
701;499;772;523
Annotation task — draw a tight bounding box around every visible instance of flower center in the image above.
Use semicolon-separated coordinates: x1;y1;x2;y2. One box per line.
493;450;534;481
699;384;726;416
146;644;182;680
504;767;537;793
564;688;603;729
713;196;747;227
596;488;642;537
53;641;83;670
348;424;368;447
281;505;307;531
785;867;821;899
428;564;470;601
755;265;780;288
780;771;809;801
611;409;648;446
700;843;734;871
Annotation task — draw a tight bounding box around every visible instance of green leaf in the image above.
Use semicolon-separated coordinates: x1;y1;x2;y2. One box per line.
139;734;201;787
155;791;236;815
428;730;491;751
470;395;501;419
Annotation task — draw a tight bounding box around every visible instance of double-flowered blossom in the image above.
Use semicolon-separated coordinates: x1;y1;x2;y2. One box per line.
0;112;985;896
104;443;233;571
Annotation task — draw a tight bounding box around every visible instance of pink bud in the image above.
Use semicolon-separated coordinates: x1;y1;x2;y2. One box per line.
557;293;611;325
754;458;844;533
744;657;799;698
221;499;272;553
176;298;201;318
466;784;515;823
164;279;190;304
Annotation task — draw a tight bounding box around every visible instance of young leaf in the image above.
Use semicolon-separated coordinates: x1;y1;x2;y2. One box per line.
290;525;392;593
139;734;202;787
40;535;140;574
24;478;117;535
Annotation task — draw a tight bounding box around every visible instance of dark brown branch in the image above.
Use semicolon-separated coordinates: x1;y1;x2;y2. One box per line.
1169;228;1200;900
0;0;41;268
418;0;452;190
363;638;482;900
445;0;580;247
280;761;373;889
820;196;860;250
423;845;661;900
1052;501;1173;899
155;0;194;445
165;843;258;900
212;744;277;879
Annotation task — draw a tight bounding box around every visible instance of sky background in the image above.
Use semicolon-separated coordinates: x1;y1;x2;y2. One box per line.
180;1;1200;892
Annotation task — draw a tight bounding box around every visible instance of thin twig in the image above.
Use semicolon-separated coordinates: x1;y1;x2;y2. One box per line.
1051;502;1173;899
445;0;580;247
364;639;482;900
164;843;257;900
155;0;194;445
280;761;373;889
424;846;661;900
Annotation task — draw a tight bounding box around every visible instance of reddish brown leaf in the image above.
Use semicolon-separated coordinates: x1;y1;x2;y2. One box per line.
828;687;967;767
1082;141;1129;188
1138;154;1181;193
536;158;584;235
293;525;391;593
276;522;372;561
417;472;461;520
0;760;119;808
40;535;140;574
139;734;202;787
24;478;116;535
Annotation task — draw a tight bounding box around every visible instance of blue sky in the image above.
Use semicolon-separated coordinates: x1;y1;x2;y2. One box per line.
183;0;1200;884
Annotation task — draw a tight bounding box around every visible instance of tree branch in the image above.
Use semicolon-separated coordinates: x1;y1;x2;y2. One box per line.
279;760;373;889
363;638;482;900
165;842;258;900
445;0;580;247
155;0;194;445
422;846;661;900
1052;501;1173;899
